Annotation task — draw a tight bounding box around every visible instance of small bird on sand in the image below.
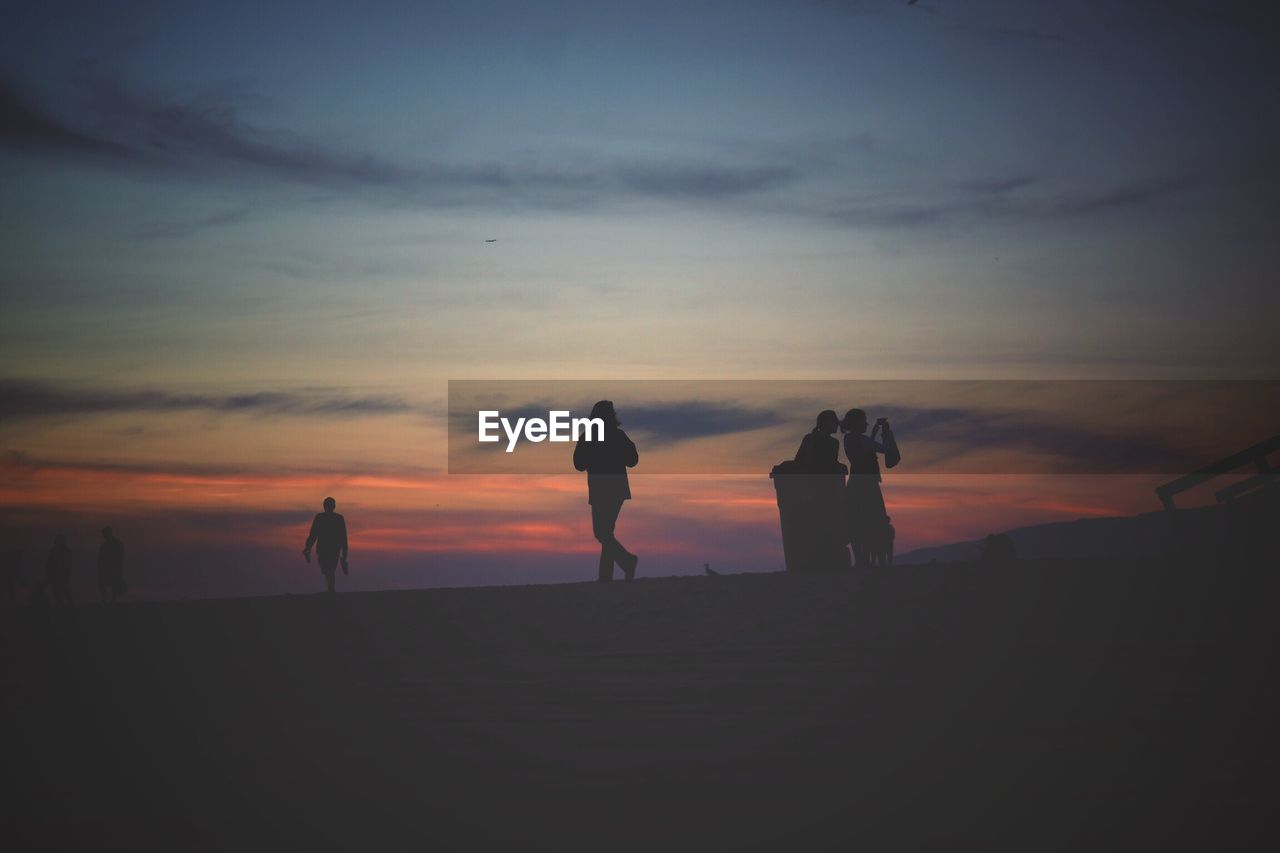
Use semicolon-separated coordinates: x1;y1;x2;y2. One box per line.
704;563;719;577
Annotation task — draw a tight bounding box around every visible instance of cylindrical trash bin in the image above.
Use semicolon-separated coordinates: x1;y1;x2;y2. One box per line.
771;460;849;571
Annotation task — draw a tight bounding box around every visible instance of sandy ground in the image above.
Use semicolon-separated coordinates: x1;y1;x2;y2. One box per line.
3;558;1279;851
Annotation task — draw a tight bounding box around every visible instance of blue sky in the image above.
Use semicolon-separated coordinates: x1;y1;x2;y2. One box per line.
4;1;1277;393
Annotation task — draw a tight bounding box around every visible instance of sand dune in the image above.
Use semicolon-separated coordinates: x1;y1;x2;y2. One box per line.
4;558;1278;850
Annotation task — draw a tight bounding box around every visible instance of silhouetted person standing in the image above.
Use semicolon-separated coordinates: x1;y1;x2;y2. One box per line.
47;535;73;606
304;497;349;594
573;400;639;582
97;528;125;603
841;410;900;568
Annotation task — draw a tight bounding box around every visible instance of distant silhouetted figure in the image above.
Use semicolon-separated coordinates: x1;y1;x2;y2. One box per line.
794;410;841;473
573;400;639;582
97;528;125;603
47;535;73;606
841;410;901;568
304;497;349;594
704;562;719;577
1;549;24;608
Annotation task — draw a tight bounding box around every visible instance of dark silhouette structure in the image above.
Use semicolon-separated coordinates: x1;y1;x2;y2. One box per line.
304;497;349;594
1;549;24;607
1155;433;1279;560
573;400;639;582
841;410;900;568
97;528;125;603
771;411;850;572
46;534;73;606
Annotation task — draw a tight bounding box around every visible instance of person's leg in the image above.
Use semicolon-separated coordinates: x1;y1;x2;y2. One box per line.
592;500;625;582
319;554;339;592
611;503;637;580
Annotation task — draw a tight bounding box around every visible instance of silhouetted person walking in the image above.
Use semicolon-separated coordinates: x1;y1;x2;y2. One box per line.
97;528;125;603
794;410;841;472
841;410;900;568
47;535;73;606
304;497;349;594
573;400;639;582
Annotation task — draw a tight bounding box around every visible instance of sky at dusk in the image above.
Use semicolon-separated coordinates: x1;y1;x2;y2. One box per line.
2;1;1277;598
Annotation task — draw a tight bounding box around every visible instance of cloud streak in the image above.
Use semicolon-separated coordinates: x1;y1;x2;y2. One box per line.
0;73;1196;230
823;173;1196;229
0;379;415;422
0;74;799;208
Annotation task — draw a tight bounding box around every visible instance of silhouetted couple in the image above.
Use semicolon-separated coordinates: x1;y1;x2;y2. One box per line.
573;400;639;582
798;408;900;568
303;497;349;593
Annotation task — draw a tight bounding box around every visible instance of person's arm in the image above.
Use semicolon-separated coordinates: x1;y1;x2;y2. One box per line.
573;439;591;472
619;429;638;468
303;516;318;561
879;423;900;469
339;516;349;559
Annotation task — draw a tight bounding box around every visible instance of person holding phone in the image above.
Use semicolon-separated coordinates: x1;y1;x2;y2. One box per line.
840;409;901;568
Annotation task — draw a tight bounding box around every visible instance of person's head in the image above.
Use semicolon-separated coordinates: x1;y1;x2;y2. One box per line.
323;497;336;512
590;400;619;429
840;408;868;434
101;526;113;540
54;534;66;546
815;410;838;434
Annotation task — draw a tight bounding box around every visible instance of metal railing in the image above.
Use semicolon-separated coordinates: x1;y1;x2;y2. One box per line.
1156;434;1280;513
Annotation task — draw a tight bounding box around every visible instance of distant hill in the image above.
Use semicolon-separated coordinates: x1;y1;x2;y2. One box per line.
896;505;1217;564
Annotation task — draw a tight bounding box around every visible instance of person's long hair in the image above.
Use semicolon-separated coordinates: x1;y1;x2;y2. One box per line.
814;409;838;433
840;408;867;433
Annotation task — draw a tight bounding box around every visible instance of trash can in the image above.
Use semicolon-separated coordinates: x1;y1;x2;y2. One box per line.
771;460;850;572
